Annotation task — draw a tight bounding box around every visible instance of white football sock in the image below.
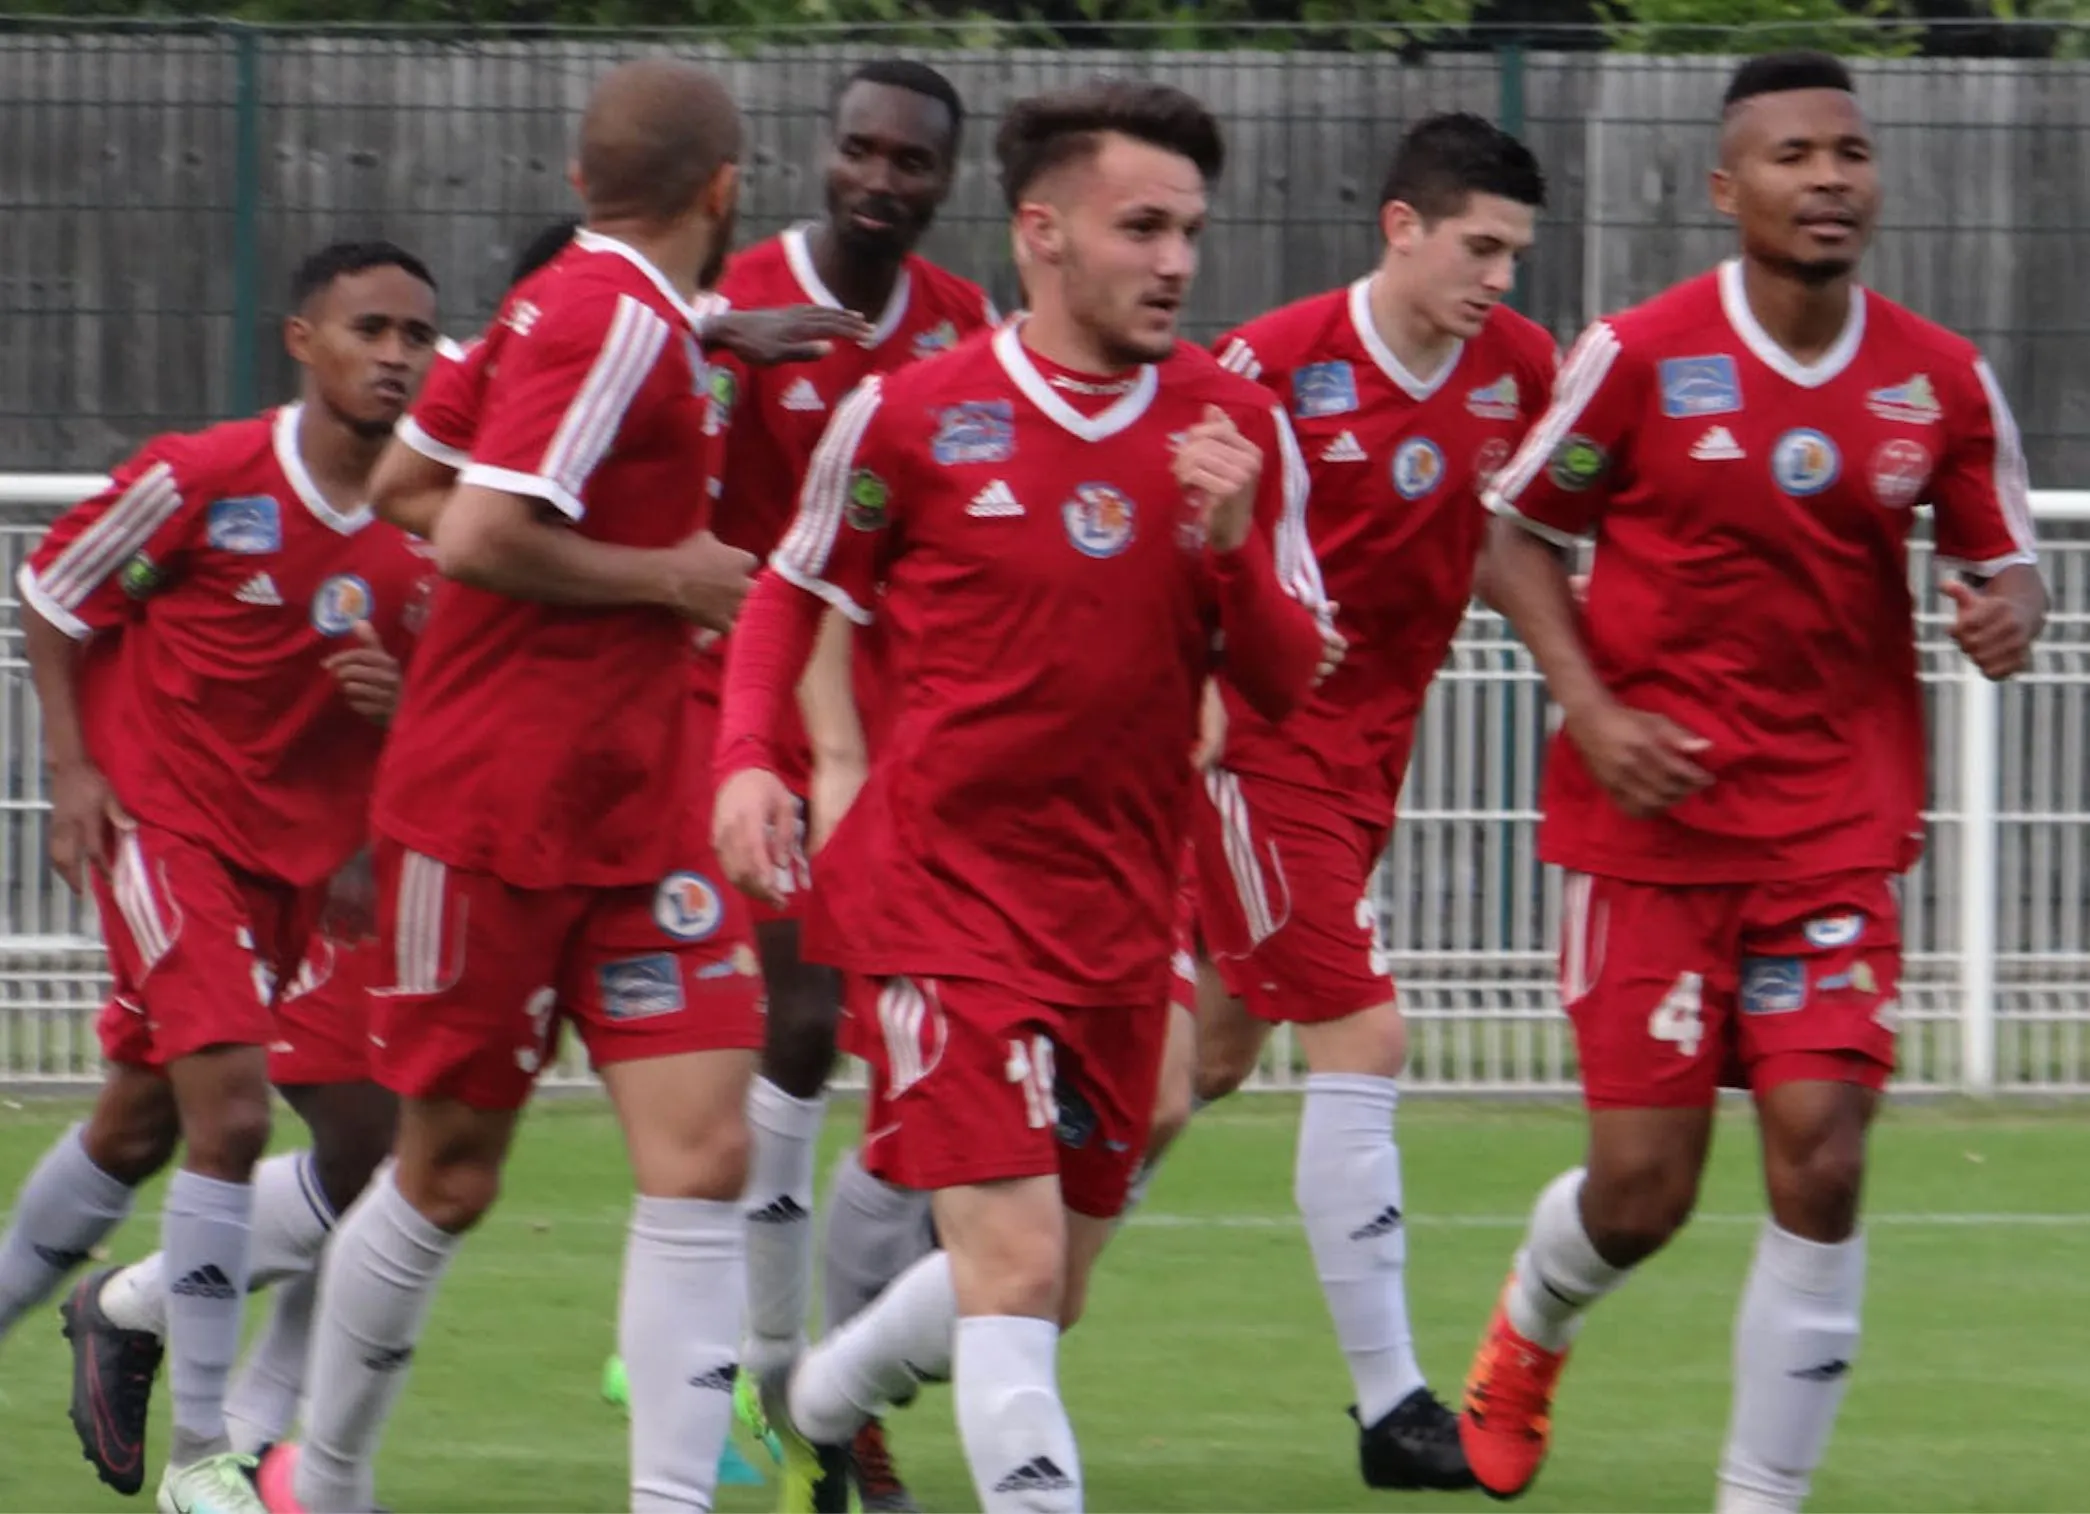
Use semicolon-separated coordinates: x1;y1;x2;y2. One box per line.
100;1251;168;1335
1293;1073;1425;1422
225;1271;317;1455
0;1124;134;1336
742;1079;825;1378
162;1170;254;1465
792;1251;955;1443
820;1148;935;1335
954;1315;1081;1514
1716;1223;1865;1513
1504;1167;1632;1352
294;1171;459;1514
624;1195;745;1513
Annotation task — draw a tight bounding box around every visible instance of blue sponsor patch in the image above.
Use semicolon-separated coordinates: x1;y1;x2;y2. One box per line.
598;954;685;1021
1292;361;1359;419
206;496;282;554
1740;956;1807;1015
1803;913;1864;949
1658;355;1742;419
930;401;1015;466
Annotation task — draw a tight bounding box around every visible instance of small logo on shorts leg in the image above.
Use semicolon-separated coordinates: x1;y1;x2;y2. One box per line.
653;870;724;942
599;956;685;1021
1802;913;1864;949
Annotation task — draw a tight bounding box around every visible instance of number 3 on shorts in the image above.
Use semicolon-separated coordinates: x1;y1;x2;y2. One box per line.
1649;972;1705;1058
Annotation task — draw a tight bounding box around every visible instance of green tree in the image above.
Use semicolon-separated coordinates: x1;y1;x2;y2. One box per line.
1601;0;1924;55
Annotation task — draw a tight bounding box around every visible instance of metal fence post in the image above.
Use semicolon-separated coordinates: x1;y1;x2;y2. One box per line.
229;23;263;417
1497;38;1527;315
1959;665;2001;1093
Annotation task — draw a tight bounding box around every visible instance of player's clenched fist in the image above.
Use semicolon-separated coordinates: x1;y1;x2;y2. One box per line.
713;766;802;907
1941;578;2036;681
662;529;757;631
1172;403;1263;553
323;620;404;725
1565;699;1713;820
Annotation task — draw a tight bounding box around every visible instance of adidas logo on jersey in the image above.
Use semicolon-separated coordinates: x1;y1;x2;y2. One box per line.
234;572;282;606
966;480;1024;517
1320;431;1367;463
1689;425;1745;461
781;378;825;412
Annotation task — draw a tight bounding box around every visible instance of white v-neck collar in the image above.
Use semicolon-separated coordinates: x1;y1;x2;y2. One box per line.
572;228;707;330
1717;257;1866;389
992;321;1158;442
273;404;371;535
1349;275;1463;401
784;223;912;347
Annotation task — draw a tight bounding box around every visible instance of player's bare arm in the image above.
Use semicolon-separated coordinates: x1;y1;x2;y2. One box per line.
1479;514;1710;818
1190;675;1227;770
1943;563;2046;680
798;607;868;854
714;572;832;903
705;304;875;366
370;435;455;540
17;603;124;893
431;483;755;629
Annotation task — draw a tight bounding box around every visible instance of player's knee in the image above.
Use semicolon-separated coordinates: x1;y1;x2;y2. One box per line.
1147;1082;1193;1159
398;1154;503;1235
950;1217;1064;1319
182;1088;275;1178
82;1081;180;1186
1192;1034;1255;1104
1762;1125;1867;1242
644;1116;752;1203
1582;1150;1703;1265
756;955;842;1098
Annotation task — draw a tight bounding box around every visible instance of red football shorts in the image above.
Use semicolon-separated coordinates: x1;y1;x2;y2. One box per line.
368;824;765;1111
92;822;323;1068
850;975;1170;1220
1560;868;1902;1110
268;933;378;1087
1191;767;1393;1023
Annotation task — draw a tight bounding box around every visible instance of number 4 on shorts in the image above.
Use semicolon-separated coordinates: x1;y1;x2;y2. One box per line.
1649;972;1705;1058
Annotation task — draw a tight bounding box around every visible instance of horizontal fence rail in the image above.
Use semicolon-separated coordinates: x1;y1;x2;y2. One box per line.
5;482;2087;1095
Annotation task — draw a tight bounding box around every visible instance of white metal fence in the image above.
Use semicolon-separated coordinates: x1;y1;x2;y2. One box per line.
5;480;2088;1095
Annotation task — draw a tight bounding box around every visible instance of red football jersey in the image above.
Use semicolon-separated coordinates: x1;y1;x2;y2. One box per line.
768;323;1326;1007
697;226;998;775
19;405;431;886
1488;260;2037;884
1213;281;1556;818
373;229;719;890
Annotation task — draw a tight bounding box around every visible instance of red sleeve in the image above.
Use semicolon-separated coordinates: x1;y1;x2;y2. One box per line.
716;569;828;782
1213;404;1328;722
395;337;480;469
1483;320;1646;545
1930;352;2039;577
768;376;904;624
18;436;205;639
462;290;675;521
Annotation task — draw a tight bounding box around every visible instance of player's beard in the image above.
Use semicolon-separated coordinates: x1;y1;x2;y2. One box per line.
1772;249;1859;288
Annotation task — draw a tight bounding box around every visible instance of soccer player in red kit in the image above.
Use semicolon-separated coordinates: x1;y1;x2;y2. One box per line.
1462;54;2044;1510
701;68;997;1479
1168;111;1556;1492
713;81;1332;1513
260;63;763;1514
0;240;440;1514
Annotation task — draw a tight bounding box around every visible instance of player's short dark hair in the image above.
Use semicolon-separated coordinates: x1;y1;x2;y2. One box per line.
510;217;582;288
834;58;964;154
995;80;1224;211
1723;51;1856;109
1379;112;1546;218
290;240;437;311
